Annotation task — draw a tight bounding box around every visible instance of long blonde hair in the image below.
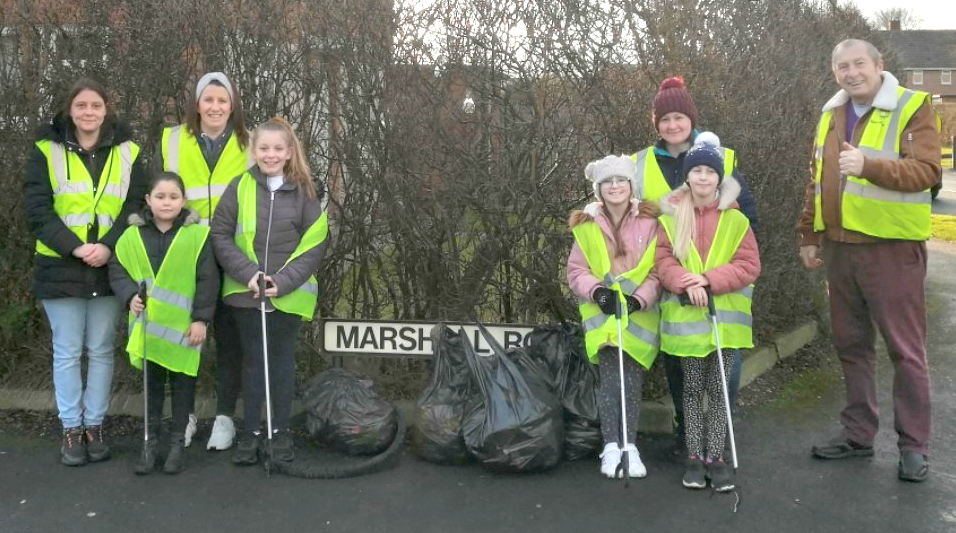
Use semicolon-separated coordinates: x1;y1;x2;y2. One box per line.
252;116;315;200
672;185;697;263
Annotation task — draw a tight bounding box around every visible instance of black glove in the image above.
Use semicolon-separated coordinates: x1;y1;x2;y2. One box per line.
625;295;642;314
592;287;616;315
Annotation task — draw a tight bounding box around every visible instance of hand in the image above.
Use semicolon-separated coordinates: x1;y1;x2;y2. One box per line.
625;295;642;314
129;294;145;315
839;142;864;176
187;321;207;346
799;245;823;269
263;276;278;298
82;243;112;268
247;272;263;298
687;286;709;308
680;272;709;289
72;243;95;260
592;287;616;315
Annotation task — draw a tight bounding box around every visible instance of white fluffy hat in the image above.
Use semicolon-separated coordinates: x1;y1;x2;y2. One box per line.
584;154;639;201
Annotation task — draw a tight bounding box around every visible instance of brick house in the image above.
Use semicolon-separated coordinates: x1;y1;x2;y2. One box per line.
879;29;956;104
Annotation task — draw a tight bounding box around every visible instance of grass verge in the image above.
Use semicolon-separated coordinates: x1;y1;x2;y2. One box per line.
932;214;956;243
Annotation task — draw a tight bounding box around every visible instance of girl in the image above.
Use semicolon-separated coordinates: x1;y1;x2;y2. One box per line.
158;72;250;450
24;78;148;466
211;117;328;465
566;155;661;479
632;76;758;449
655;134;760;492
109;172;218;474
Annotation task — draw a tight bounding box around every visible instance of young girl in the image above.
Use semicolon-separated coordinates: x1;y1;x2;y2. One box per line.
655;133;760;492
566;155;661;479
211;116;328;465
109;172;219;474
158;72;250;451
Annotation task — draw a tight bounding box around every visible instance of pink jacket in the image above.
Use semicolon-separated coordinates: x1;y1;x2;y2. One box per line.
566;200;662;309
655;177;761;295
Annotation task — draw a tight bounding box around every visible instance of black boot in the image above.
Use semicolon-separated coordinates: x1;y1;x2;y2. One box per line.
134;425;160;475
163;433;185;474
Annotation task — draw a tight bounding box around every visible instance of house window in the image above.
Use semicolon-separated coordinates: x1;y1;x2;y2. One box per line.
943;70;952;85
912;70;923;85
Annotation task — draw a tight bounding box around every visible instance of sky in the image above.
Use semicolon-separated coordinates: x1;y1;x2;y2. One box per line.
845;0;956;30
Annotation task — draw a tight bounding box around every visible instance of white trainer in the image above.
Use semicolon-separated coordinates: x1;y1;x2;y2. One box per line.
600;443;622;478
206;415;235;451
622;443;647;478
183;414;197;448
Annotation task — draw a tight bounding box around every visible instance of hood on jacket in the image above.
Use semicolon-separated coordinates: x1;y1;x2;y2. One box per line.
822;71;901;112
35;112;135;151
128;207;202;228
658;174;742;216
568;199;660;229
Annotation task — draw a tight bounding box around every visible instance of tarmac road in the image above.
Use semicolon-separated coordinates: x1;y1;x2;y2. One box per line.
2;242;955;533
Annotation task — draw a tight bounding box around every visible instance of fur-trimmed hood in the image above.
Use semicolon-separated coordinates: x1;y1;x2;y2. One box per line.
822;71;901;112
658;174;742;216
128;207;202;228
568;199;659;229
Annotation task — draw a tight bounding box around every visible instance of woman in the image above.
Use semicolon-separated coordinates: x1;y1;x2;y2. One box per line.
156;72;250;450
24;78;148;466
631;76;758;449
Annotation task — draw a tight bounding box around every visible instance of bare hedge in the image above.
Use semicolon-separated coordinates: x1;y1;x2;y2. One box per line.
0;0;879;396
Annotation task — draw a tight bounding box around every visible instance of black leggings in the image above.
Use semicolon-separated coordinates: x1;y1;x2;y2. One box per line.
233;307;301;433
213;299;243;416
144;360;196;435
596;346;644;447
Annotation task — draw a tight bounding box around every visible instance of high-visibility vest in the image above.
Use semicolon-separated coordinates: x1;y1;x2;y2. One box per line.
221;173;329;320
34;139;139;257
658;210;754;357
161;125;248;226
631;146;736;202
571;220;659;369
812;87;934;240
114;223;209;376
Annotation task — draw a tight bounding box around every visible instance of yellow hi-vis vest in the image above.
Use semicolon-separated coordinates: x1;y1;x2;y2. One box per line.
812;87;934;240
631;146;736;203
571;221;660;369
34;139;139;257
161;125;248;226
221;173;329;320
114;223;209;377
658;210;754;357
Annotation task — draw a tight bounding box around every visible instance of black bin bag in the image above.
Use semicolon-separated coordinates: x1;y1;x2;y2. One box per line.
412;325;472;464
301;368;398;455
527;325;601;460
461;324;563;472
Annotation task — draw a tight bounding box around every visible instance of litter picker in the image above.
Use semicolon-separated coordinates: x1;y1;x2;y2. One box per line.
138;281;151;466
612;291;631;487
259;272;275;475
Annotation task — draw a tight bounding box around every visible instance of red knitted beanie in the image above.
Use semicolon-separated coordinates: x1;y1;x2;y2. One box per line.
652;76;698;129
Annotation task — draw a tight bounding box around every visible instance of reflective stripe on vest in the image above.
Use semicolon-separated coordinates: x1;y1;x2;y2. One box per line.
571;220;660;370
631;146;736;203
658;210;754;357
221;173;328;320
161;125;249;225
35;140;138;257
812;87;933;240
114;223;209;377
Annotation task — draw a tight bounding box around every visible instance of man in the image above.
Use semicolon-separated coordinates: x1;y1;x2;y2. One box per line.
797;39;941;482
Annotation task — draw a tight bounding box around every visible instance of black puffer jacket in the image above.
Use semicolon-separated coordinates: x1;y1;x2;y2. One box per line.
211;166;327;311
24;114;148;299
108;208;219;323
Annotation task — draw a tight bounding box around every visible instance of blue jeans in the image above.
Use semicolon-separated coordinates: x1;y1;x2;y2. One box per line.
42;297;121;429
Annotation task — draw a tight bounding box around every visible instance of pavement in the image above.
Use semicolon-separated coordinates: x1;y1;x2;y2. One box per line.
932;168;956;215
2;242;956;533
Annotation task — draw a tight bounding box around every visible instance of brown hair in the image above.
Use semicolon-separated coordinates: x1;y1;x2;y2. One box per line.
252;116;315;200
185;74;249;147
